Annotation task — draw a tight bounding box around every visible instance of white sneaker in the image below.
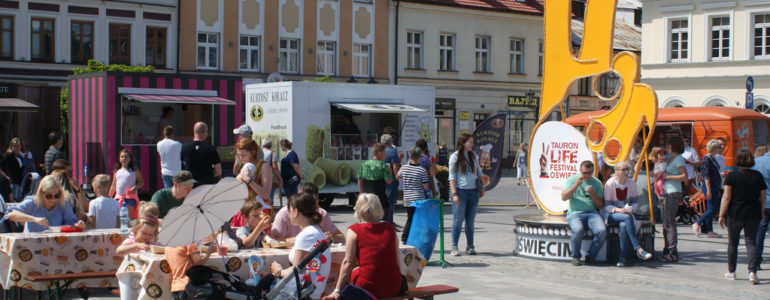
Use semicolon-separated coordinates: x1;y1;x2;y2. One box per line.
749;272;758;285
725;272;736;280
451;247;461;256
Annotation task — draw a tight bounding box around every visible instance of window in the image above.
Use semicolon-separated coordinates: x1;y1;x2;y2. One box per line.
754;14;770;57
146;27;167;68
406;31;422;69
71;21;93;64
475;36;490;72
755;103;770;114
197;32;219;69
109;23;131;64
538;40;544;75
710;16;730;60
439;33;455;71
31;17;55;61
0;15;13;58
279;38;299;73
316;41;335;75
669;19;688;62
239;35;261;71
352;43;371;77
509;39;524;73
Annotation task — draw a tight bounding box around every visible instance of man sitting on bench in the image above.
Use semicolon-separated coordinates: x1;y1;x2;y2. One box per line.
561;160;606;266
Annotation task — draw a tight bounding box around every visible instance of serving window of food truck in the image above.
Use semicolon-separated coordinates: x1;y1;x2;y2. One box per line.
118;88;235;145
329;102;426;160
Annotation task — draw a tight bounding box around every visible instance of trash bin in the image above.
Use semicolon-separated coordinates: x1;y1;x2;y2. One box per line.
406;199;440;260
117;271;141;300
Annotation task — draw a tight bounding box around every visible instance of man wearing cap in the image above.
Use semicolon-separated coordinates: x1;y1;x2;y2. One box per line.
181;122;222;185
151;170;196;219
231;124;262;175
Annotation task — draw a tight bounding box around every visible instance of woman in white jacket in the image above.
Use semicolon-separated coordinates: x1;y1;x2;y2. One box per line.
602;161;653;267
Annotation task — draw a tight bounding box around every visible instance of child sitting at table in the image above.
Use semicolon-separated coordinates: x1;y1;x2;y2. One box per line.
166;235;216;300
116;214;160;255
237;200;271;249
87;174;120;229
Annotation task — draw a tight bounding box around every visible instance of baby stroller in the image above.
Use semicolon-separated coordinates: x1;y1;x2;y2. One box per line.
185;239;330;300
676;186;702;225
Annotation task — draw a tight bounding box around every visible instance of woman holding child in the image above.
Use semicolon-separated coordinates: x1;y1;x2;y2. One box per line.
232;138;273;227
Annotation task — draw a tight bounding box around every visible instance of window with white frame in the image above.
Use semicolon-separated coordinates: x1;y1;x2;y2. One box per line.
710;16;730;60
279;38;300;73
239;35;260;71
538;40;544;75
669;19;688;62
197;32;219;69
439;33;455;71
406;31;423;69
754;13;770;57
475;36;490;72
510;39;524;73
316;41;335;75
352;43;371;77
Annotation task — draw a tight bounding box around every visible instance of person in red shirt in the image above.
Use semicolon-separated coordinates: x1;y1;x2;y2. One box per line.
324;193;404;299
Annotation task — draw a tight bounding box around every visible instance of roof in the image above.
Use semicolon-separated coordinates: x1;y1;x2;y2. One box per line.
565;107;770;125
400;0;544;15
617;0;641;9
0;98;39;112
571;18;641;52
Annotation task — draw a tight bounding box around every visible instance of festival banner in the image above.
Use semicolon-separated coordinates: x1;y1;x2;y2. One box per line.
472;114;506;191
528;121;594;214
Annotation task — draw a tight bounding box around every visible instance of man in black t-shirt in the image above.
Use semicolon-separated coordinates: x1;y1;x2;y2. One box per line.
181;122;222;185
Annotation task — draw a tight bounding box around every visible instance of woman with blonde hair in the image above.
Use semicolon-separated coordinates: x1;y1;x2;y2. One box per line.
324;193;403;299
230;138;273;227
0;137;23;200
694;139;724;238
7;175;84;232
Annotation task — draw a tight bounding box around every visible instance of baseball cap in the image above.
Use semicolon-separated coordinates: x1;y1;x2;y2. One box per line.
233;124;253;137
173;170;197;185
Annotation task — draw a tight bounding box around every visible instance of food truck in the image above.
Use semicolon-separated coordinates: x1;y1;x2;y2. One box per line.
68;72;243;193
565;107;770;170
245;82;435;207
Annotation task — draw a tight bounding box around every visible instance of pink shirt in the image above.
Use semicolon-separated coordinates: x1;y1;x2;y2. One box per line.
271;206;338;239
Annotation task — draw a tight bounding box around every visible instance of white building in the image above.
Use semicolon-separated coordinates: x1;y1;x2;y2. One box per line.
391;0;544;158
641;0;770;113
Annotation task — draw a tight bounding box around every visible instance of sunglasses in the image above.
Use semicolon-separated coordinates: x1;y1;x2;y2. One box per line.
44;192;62;200
618;168;630;172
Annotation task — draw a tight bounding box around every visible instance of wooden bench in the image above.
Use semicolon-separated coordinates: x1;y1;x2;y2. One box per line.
380;284;460;300
26;271;116;300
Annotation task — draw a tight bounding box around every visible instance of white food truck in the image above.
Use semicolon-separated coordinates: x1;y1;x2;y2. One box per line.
245;81;436;207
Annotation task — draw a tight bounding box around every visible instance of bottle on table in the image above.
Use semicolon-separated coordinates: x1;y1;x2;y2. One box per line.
120;203;129;233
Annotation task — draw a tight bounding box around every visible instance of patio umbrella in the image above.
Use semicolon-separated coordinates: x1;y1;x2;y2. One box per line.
158;177;248;247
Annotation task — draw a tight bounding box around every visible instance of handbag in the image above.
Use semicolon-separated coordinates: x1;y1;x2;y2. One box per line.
476;177;484;194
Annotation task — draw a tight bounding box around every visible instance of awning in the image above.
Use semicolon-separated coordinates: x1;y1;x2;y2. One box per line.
118;88;235;105
333;103;426;113
0;98;39;112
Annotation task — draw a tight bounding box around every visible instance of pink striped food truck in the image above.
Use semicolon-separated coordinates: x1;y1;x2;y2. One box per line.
67;72;243;194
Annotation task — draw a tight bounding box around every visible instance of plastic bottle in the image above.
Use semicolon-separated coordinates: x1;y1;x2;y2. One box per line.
120;203;129;233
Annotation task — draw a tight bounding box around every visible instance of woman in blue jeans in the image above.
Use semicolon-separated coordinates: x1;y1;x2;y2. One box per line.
602;161;653;267
694;139;723;238
448;133;484;256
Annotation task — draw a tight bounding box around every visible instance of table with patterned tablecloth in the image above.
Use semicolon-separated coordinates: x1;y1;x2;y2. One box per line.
0;229;128;290
117;245;426;300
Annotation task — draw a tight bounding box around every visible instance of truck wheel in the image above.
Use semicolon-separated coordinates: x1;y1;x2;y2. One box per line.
319;194;334;210
348;193;358;206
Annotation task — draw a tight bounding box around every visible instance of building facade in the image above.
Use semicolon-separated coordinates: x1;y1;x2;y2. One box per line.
177;0;389;84
641;0;770;113
391;0;544;159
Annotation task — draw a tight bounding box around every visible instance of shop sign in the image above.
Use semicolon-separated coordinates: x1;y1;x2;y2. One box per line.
0;82;16;98
472;114;506;190
507;95;539;108
528;121;593;214
458;111;469;120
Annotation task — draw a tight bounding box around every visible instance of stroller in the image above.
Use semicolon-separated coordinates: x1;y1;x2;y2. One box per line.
676;184;703;225
185;239;330;300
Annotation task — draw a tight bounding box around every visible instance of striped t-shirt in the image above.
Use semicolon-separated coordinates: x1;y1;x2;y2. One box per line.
397;163;429;206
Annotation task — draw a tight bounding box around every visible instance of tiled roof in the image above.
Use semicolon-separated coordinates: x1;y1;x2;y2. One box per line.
571;18;641;52
400;0;545;15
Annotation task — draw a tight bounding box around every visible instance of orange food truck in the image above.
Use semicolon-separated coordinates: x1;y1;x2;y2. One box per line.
565;107;770;170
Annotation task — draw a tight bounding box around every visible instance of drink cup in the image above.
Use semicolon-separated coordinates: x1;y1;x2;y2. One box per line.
218;245;228;256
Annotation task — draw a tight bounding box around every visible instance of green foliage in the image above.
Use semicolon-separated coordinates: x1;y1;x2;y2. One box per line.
60;60;154;134
308;75;335;82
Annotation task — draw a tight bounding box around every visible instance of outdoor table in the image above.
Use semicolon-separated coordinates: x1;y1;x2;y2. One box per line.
0;228;128;290
117;244;426;300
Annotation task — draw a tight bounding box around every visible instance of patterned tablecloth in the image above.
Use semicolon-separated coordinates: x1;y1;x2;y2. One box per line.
0;229;128;290
117;245;426;300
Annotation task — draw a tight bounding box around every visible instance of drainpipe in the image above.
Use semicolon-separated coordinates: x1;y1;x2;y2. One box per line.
394;0;400;85
175;0;180;74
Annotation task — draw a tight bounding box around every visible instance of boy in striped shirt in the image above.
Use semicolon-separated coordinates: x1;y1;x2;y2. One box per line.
397;147;430;244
